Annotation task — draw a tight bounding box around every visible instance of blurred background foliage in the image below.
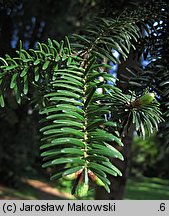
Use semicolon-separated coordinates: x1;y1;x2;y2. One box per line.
131;133;169;178
0;0;168;198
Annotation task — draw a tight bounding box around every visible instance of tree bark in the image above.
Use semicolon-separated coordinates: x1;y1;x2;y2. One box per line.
95;53;139;200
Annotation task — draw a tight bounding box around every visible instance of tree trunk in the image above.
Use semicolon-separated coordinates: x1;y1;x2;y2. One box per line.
95;53;139;200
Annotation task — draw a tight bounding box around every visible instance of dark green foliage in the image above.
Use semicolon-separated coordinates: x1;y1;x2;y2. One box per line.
0;3;166;195
72;17;141;64
117;1;168;144
38;42;125;193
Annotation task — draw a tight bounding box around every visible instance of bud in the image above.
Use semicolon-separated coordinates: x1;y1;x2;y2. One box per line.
88;170;105;187
76;182;89;197
139;93;155;105
95;177;105;187
132;93;155;107
63;173;77;180
63;169;83;180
